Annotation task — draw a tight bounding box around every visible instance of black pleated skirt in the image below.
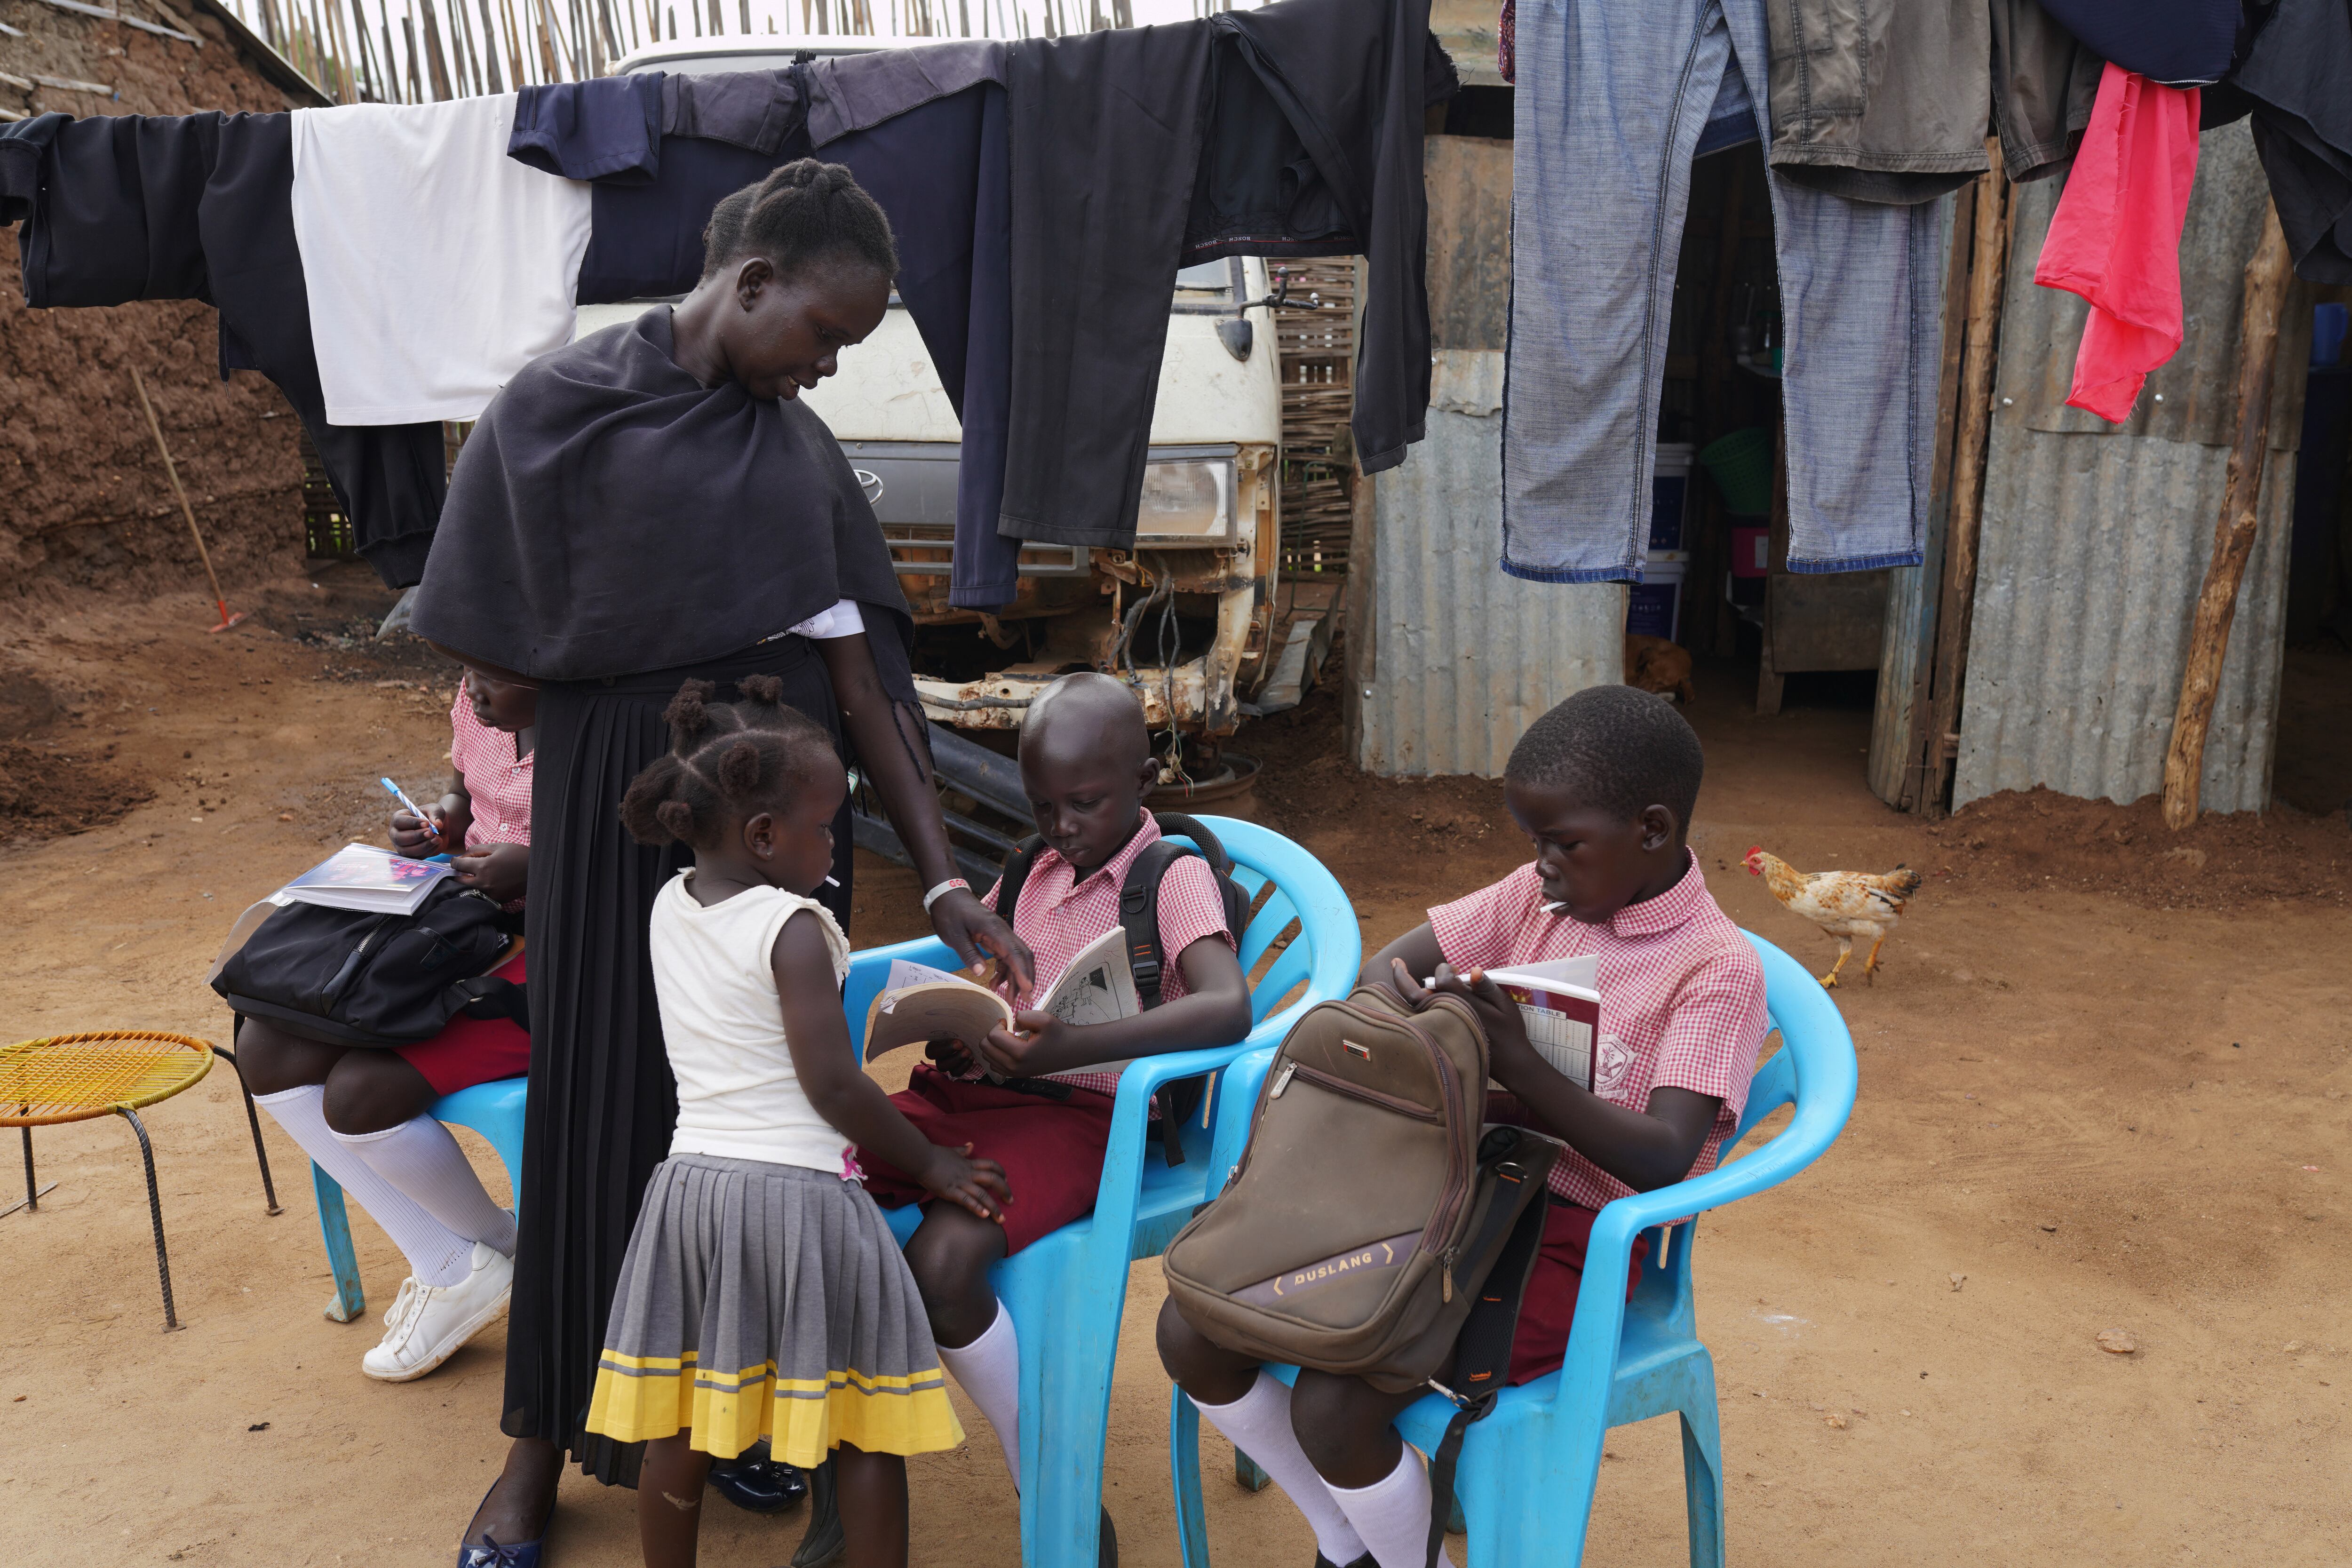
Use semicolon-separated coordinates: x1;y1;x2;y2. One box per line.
501;638;854;1486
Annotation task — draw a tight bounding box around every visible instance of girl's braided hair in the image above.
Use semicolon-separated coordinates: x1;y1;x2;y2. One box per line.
699;158;898;285
619;674;840;849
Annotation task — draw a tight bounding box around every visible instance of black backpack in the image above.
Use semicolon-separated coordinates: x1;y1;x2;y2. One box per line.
995;811;1253;1163
211;882;526;1049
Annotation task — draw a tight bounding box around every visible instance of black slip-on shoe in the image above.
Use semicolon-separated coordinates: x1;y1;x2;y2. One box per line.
788;1458;844;1568
707;1455;809;1514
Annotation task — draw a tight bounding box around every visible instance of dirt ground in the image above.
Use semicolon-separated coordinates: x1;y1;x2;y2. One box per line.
2;568;2346;1567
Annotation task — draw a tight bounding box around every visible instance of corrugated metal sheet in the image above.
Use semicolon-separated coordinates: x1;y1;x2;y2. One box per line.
1948;117;2310;815
1359;367;1625;778
2000;122;2309;449
1953;429;2296;812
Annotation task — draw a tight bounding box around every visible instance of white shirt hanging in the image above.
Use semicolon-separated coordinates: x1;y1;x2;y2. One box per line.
291;94;593;426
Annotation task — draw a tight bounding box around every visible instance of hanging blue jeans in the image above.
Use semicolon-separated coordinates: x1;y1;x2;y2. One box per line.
1502;0;1943;580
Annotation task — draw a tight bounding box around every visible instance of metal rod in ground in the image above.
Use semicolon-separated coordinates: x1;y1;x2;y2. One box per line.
214;1047;283;1215
2;1125;61;1218
118;1107;182;1331
128;366;244;634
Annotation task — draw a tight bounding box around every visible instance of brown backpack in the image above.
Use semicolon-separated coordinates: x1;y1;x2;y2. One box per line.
1162;983;1561;1395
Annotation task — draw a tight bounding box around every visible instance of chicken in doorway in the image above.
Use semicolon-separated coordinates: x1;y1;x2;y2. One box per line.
1744;848;1923;988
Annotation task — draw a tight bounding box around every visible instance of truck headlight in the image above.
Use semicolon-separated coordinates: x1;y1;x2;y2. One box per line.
1134;458;1235;544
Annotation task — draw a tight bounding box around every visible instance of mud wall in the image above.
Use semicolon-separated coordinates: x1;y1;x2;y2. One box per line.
1;0;312;604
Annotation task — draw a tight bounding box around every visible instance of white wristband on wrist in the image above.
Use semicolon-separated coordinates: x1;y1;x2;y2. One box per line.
922;877;972;914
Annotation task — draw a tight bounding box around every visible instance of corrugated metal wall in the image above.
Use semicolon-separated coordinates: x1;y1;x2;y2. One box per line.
1359;359;1627;777
1952;122;2306;813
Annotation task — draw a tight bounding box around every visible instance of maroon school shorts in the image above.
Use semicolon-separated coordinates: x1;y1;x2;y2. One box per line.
389;952;532;1097
857;1065;1116;1255
1505;1202;1651;1385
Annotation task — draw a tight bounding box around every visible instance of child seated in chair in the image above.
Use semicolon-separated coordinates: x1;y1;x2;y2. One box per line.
238;666;534;1383
854;672;1255;1529
1156;685;1766;1568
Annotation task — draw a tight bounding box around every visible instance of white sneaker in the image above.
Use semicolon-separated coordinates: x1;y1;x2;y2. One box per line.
362;1243;514;1383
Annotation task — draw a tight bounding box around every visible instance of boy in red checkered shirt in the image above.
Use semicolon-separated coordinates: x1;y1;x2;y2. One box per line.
1158;685;1765;1568
856;672;1253;1519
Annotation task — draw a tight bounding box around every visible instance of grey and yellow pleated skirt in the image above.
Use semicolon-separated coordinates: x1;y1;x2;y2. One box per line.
583;1153;963;1467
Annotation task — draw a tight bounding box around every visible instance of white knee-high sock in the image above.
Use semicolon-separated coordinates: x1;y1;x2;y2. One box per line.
255;1086;475;1289
1190;1372;1367;1566
936;1299;1022;1485
1326;1444;1454;1568
334;1115;516;1257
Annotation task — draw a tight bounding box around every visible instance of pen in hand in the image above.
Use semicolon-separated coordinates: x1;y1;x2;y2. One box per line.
380;777;441;841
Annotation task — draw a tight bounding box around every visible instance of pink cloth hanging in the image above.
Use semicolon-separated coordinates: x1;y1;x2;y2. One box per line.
2033;63;2202;423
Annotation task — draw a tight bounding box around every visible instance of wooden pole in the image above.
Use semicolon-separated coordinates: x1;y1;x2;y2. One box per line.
1920;153;2011;819
2161;204;2294;829
129;368;243;633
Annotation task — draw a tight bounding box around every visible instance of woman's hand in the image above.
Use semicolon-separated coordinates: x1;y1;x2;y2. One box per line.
974;1010;1080;1080
453;843;529;903
930;887;1036;1000
916;1140;1011;1223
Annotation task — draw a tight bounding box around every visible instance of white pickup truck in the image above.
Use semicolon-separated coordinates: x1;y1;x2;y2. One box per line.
579;36;1299;777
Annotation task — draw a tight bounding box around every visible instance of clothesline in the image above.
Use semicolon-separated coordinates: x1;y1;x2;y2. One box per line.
207;0;1235;110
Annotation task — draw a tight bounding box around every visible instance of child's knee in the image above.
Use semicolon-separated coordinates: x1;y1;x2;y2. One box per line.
1288;1373;1396;1473
1154;1297;1207;1377
320;1054;431;1135
902;1208;1002;1304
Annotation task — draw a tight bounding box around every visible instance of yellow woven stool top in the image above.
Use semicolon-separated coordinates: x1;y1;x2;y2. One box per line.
0;1032;215;1128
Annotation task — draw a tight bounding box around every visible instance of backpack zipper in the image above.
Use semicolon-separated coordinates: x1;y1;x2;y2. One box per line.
1283;1062;1442;1122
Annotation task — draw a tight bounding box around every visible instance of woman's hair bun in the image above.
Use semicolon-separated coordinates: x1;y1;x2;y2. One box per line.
698;158;898;285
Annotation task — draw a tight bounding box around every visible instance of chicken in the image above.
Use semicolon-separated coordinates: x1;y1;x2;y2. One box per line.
1743;848;1923;988
1625;634;1697;704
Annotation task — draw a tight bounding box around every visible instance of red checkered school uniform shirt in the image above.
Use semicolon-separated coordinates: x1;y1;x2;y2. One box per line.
448;686;533;852
981;809;1235;1098
1430;852;1766;1211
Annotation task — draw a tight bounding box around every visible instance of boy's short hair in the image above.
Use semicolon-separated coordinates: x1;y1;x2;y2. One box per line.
1505;685;1705;828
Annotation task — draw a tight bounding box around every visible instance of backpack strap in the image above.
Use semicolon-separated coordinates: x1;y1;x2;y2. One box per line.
993;835;1046;936
1118;815;1243;1169
1422;1148;1553;1568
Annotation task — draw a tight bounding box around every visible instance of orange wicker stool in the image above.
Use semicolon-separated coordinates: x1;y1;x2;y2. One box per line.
1;1031;281;1330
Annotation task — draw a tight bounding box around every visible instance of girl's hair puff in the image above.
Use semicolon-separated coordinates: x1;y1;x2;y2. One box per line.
619;674;840;849
698;159;898;286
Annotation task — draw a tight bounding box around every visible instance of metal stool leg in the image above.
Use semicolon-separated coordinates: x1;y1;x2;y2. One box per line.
116;1108;181;1332
2;1127;56;1220
211;1047;282;1215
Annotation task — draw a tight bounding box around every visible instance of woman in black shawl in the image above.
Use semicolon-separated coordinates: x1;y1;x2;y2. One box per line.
408;161;1033;1566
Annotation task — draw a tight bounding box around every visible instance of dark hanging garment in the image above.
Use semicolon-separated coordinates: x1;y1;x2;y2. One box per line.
508;72;666;183
1;110;445;588
406;305;917;683
1207;0;1455;476
998;23;1216;551
2231;0;2352;283
2038;0;2242;86
999;0;1450;550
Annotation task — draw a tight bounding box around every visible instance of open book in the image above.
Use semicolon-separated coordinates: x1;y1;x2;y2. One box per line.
1483;955;1600;1092
863;924;1142;1080
277;843;452;915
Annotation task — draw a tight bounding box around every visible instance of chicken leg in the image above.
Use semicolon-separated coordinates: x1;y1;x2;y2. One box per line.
1820;938;1853;989
1863;936;1887;983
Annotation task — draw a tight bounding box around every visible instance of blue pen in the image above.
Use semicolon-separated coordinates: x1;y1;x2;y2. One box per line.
381;777;441;840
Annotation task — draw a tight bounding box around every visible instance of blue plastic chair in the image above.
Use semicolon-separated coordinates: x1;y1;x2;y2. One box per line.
1166;931;1858;1568
310;1078;526;1322
846;814;1359;1568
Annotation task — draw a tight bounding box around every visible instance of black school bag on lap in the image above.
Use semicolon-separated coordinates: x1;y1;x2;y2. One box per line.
994;811;1253;1164
211;883;525;1048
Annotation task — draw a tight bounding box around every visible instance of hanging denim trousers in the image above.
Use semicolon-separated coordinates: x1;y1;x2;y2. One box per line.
1502;0;1944;580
